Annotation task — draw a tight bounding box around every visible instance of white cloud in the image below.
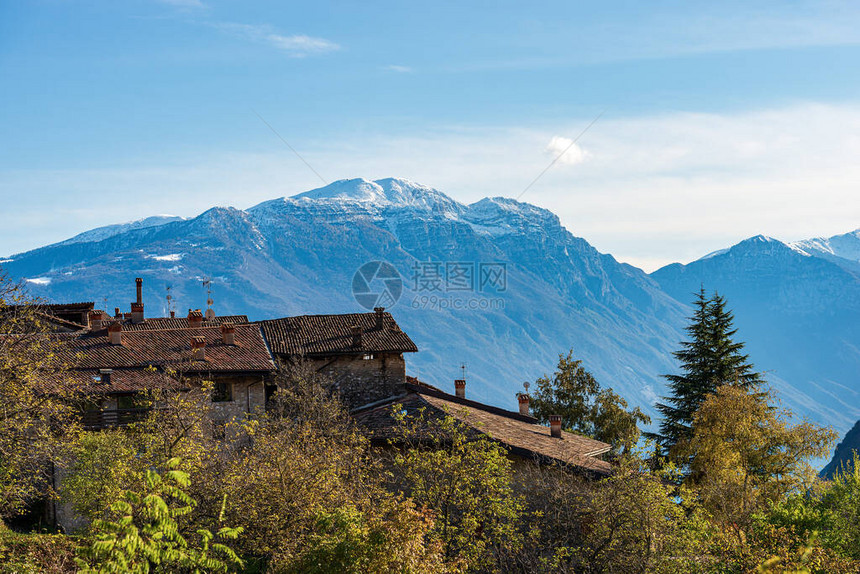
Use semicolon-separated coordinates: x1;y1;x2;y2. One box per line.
213;22;339;57
385;65;413;73
545;136;589;166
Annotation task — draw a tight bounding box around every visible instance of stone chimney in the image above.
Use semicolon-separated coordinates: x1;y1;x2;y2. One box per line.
88;310;104;331
351;325;363;348
188;309;203;328
518;393;530;416
170;311;175;318
131;278;144;323
374;307;385;328
99;368;112;385
191;336;206;361
455;379;466;398
114;307;121;319
549;415;562;439
108;322;123;345
221;322;235;345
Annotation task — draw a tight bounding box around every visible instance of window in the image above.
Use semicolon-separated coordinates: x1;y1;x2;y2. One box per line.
363;353;375;360
212;382;233;402
117;395;138;410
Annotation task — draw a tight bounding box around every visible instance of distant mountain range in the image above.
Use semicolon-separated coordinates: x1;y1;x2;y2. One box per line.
3;177;859;466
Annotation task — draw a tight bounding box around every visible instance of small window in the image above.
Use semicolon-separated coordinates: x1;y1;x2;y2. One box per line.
363;353;375;360
212;382;233;402
117;395;138;410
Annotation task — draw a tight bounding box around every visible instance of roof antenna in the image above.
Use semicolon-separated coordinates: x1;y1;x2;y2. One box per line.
166;284;175;318
202;278;215;320
460;363;467;381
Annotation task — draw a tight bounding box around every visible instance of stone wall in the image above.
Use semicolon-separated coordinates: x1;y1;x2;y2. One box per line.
310;353;406;409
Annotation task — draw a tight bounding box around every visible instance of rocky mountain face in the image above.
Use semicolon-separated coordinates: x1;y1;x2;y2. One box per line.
651;234;860;431
4;178;859;457
1;178;686;412
821;420;860;479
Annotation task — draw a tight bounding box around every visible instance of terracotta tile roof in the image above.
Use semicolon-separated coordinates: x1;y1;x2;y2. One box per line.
52;324;276;373
353;384;612;475
258;311;418;356
109;315;250;332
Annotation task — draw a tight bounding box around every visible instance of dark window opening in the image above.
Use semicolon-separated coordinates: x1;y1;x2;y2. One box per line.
212;382;232;403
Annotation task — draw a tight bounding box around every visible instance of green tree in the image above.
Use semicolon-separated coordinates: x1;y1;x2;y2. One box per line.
389;406;523;572
75;457;243;574
0;271;81;522
683;383;836;537
649;288;763;459
529;351;650;454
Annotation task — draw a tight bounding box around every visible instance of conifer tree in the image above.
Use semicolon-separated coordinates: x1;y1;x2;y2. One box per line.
648;287;762;458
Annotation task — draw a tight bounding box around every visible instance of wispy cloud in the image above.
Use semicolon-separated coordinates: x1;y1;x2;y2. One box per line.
385;65;413;73
157;0;206;9
213;22;339;57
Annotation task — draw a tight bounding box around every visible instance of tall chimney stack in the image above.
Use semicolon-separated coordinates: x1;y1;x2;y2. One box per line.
131;278;144;323
191;336;206;361
221;323;235;345
88;310;104;331
108;322;123;345
351;325;363;348
549;415;562;439
374;307;385;328
518;393;530;416
188;309;203;328
455;379;466;398
114;307;121;319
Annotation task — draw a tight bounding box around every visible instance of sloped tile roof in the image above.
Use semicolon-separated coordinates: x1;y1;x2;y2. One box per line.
52;324;276;373
353;384;612;475
258;311;418;356
111;315;249;332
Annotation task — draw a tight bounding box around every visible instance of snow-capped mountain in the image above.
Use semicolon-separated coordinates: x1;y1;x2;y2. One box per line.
1;178;685;417
652;234;860;431
54;215;186;248
4;177;859;448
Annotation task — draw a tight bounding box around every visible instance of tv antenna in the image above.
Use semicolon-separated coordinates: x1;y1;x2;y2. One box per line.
460;363;467;381
166;284;175;317
202;278;214;319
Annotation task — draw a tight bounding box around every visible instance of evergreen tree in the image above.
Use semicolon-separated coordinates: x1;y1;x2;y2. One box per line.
648;287;762;458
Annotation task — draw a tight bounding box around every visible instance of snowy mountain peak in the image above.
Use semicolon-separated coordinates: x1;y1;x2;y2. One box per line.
791;228;860;263
51;214;186;250
291;177;462;212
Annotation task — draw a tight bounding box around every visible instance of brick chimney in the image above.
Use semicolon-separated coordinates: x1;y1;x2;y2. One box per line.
191;336;206;361
221;322;235;345
455;379;466;398
99;369;112;385
374;306;385;328
114;307;121;319
549;415;562;439
88;310;104;331
108;322;123;345
188;309;203;328
351;325;363;348
131;278;144;323
518;393;530;416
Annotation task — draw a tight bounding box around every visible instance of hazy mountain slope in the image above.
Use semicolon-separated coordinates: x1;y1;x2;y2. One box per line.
652;235;860;431
822;420;860;478
1;178;686;412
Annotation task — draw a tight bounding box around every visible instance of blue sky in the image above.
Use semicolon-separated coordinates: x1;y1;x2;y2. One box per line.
3;1;860;269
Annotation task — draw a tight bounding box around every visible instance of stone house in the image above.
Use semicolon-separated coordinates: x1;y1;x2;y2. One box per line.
256;307;419;409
